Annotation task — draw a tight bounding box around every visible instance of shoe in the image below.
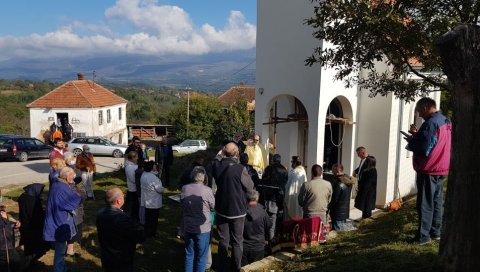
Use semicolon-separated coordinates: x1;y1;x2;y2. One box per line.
66;253;81;258
431;236;441;241
408;238;430;245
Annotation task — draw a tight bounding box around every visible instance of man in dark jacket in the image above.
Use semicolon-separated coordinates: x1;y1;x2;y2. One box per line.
242;190;272;266
213;142;254;272
155;137;173;186
326;163;356;231
262;154;288;192
232;133;246;154
179;155;205;188
239;153;260;187
258;154;287;240
96;187;145;272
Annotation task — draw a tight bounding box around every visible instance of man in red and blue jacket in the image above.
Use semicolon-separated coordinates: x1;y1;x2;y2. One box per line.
406;97;452;245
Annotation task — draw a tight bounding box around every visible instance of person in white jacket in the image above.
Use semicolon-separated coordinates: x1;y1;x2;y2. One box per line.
140;161;164;238
124;151;139;222
284;156;307;220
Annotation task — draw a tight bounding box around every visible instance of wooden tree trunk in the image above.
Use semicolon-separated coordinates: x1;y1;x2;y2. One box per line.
436;24;480;271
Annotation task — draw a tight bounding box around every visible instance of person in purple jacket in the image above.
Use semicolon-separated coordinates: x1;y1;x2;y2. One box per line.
405;97;452;245
43;167;81;272
181;166;215;272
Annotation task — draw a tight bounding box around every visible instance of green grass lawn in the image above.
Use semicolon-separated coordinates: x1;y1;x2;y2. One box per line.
2;149;442;272
268;198;441;272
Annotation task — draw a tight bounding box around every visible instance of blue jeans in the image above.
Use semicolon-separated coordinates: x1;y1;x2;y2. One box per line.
331;220;356;232
331;220;346;231
53;241;68;272
416;174;444;243
184;231;210;272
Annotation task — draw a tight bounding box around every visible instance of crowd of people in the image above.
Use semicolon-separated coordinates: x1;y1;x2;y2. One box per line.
0;138;96;272
0;97;451;271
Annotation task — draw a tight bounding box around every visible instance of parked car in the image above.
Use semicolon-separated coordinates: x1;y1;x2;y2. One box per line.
172;140;207;153
0;135;53;162
67;137;128;158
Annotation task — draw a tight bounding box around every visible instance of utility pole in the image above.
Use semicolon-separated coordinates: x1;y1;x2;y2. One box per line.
186;86;191;138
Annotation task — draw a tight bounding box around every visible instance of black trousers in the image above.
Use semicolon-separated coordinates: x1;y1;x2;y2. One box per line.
241;248;264;267
162;164;171;187
125;191;139;222
216;216;245;272
144;208;160;237
0;249;22;272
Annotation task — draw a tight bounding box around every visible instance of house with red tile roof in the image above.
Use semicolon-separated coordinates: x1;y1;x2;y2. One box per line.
27;73;128;144
218;82;256;112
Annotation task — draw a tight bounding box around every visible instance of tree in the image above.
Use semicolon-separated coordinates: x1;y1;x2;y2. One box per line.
306;1;479;270
214;96;253;144
168;94;253;146
168;95;224;145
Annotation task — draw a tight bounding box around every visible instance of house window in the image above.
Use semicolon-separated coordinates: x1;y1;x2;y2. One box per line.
99;110;103;125
119;107;122;120
107;109;111;123
73;132;86;138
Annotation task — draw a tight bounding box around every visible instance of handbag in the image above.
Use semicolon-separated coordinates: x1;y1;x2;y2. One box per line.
388;198;402;212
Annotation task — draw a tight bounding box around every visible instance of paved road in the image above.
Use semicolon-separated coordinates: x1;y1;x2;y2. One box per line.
0;156;124;189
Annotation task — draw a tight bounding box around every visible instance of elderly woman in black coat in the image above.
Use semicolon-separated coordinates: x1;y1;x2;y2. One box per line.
18;183;50;261
354;156;377;219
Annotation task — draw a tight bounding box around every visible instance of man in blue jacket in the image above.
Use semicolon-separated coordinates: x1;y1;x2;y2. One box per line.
406;97;452;245
43;167;81;272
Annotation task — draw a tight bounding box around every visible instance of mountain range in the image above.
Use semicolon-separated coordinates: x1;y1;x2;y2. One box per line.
0;49;256;93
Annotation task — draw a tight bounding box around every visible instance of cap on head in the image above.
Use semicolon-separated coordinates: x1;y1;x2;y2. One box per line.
82;145;90;151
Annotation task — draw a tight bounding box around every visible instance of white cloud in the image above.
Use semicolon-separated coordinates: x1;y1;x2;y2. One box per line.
0;0;256;60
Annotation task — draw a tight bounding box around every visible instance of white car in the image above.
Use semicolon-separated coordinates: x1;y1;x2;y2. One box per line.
67;137;128;158
172;140;207;153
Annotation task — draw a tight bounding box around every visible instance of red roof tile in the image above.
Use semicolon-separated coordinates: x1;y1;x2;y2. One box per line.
27;80;128;108
218;85;256;106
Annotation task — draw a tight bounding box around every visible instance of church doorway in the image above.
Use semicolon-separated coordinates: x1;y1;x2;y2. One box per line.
263;95;309;167
323;98;351;172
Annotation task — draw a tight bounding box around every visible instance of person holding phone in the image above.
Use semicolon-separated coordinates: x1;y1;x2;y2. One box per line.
405;97;451;245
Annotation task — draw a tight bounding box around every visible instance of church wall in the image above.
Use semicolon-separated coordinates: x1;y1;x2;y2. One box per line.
257;0;446;209
256;0;321;169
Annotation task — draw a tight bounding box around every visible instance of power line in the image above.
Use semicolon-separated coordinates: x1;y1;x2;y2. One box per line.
205;58;256;89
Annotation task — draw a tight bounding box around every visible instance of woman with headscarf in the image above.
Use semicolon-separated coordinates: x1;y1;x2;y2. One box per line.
76;145;96;200
18;183;50;262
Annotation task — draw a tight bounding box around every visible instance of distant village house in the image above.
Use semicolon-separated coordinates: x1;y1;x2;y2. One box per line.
27;73;128;144
218;82;256;112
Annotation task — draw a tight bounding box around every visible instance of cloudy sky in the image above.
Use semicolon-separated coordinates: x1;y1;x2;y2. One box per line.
0;0;257;61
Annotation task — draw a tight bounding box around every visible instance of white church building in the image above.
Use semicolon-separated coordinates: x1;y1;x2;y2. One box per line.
255;0;441;207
